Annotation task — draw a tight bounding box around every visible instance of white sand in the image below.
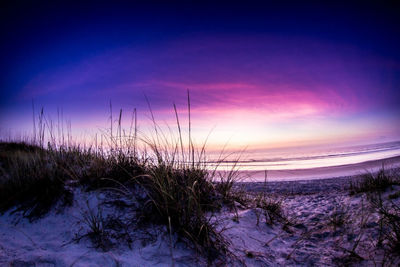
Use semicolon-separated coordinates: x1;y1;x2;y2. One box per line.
0;189;203;266
1;173;399;266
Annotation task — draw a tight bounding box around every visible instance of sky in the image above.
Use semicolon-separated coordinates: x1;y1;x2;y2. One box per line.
1;1;400;153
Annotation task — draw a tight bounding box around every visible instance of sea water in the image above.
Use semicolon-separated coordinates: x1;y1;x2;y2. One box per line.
209;141;400;181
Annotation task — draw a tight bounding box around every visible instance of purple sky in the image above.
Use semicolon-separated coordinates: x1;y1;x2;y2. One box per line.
1;2;399;151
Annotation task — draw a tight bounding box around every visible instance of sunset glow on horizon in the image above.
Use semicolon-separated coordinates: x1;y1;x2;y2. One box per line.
1;2;399;156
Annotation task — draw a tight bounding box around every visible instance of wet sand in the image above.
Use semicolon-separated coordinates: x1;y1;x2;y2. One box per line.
237;155;400;182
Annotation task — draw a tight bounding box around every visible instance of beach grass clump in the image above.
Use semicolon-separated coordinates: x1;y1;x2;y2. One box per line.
368;190;400;257
348;168;400;261
131;143;229;262
328;206;349;232
214;167;239;200
78;151;146;191
0;141;144;220
0;142;73;220
126;95;232;261
214;170;251;209
254;192;284;225
380;204;400;255
371;197;400;257
79;203;114;251
349;168;400;195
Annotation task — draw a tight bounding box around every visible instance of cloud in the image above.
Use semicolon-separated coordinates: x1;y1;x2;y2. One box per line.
13;35;400;148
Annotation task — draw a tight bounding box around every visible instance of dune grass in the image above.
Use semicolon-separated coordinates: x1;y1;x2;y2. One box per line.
348;167;400;261
349;167;400;195
0;142;73;220
0;95;239;262
374;197;400;256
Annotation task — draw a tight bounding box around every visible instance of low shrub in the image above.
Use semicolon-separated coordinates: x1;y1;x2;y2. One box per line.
133;157;228;262
370;192;400;256
254;193;284;225
349;168;400;195
0;143;73;220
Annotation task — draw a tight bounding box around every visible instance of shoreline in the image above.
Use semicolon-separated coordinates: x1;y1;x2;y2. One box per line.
235;155;400;182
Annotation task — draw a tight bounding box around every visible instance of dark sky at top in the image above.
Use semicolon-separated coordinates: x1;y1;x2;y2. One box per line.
1;1;399;99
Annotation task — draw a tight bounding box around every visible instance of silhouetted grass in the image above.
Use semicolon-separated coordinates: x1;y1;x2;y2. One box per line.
0;141;230;260
0;93;235;262
135;162;227;261
349;168;400;261
0;142;73;220
349;168;400;195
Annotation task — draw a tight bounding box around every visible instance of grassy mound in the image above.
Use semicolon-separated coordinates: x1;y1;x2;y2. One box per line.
0;140;232;261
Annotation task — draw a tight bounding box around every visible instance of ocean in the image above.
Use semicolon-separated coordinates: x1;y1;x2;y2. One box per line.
209;141;400;181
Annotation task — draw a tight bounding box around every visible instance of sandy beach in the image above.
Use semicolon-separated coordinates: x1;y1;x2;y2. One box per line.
1;166;399;266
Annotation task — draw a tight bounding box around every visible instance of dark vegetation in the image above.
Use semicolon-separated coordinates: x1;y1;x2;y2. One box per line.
373;195;400;256
0;142;73;220
349;167;400;195
348;168;400;262
364;175;400;259
0;95;239;262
